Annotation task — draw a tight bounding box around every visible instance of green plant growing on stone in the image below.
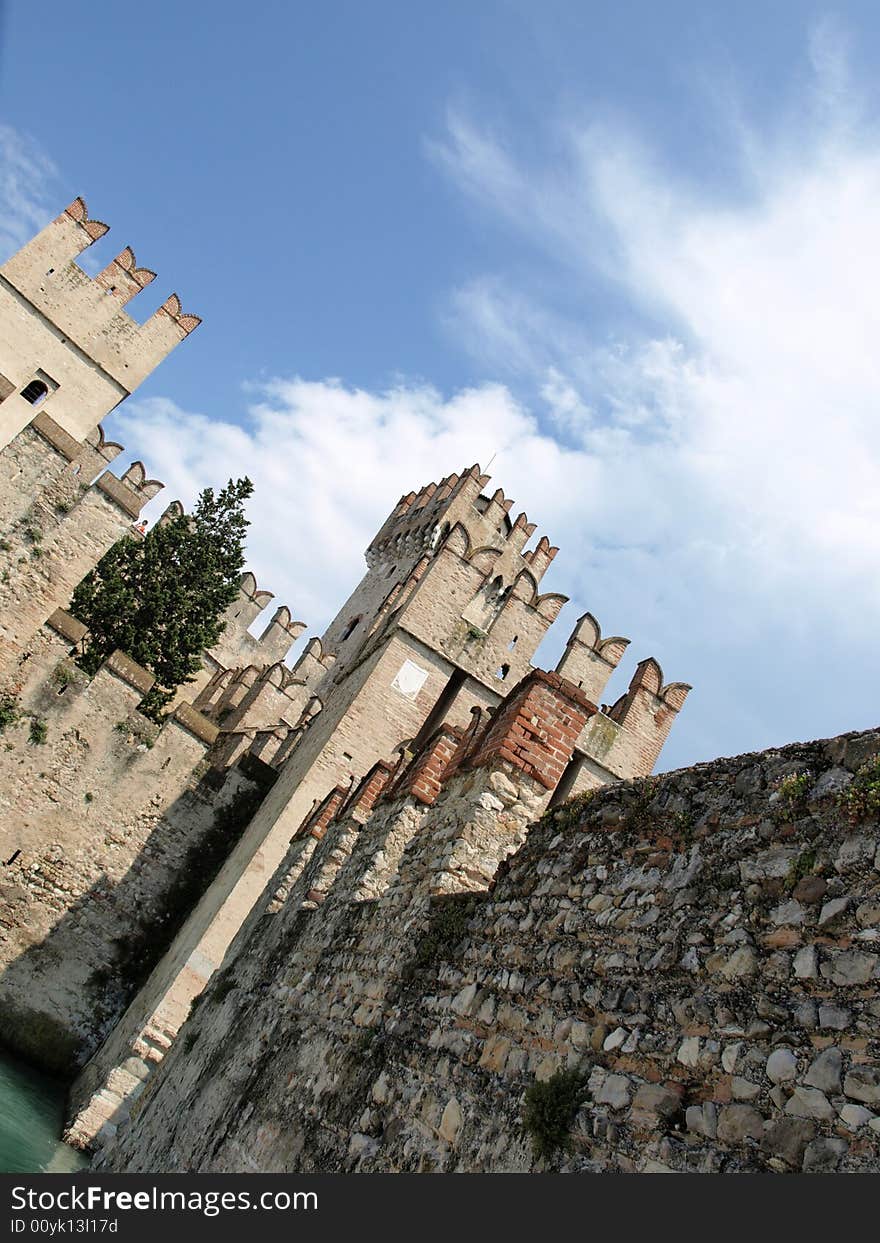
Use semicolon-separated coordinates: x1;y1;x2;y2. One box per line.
0;692;20;732
51;663;75;691
412;894;480;969
775;771;812;821
838;757;880;824
522;1069;586;1162
70;477;253;721
114;719;155;749
622;777;659;833
22;525;41;545
28;716;47;745
786;848;818;890
546;788;596;832
669;808;695;834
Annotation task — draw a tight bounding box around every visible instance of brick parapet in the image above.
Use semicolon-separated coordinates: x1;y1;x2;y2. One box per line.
299;784;351;840
389;724;464;806
341;760;396;822
465;670;596;790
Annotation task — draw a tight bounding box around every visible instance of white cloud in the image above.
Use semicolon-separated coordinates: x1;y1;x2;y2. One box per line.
423;39;880;762
110;382;595;642
114;28;880;771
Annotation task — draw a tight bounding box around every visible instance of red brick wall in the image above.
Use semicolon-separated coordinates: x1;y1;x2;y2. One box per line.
391;725;463;806
466;671;596;790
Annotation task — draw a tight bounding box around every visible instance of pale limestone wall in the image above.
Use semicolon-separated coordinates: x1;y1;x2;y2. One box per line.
169;581;305;720
0;419;82;533
90;754;553;1172
0;417;125;545
578;659;691;780
208;580;305;678
90;630;485;1035
99;725;880;1175
0;279;127;449
61;765;261;1152
314;540;433;686
320;466;558;693
0;199;199;451
398;546;559;691
0;441;160;675
0;621;261;1076
554;612;630;704
60;472;686;1157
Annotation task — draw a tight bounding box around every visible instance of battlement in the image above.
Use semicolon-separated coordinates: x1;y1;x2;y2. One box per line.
207;572;305;675
0;410;168;673
365;464;556;584
555;610;630;703
574;655;692;781
0;198;201;441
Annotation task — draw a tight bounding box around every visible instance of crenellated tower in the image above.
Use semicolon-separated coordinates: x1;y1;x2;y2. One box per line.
0;196;200;451
186;462;691;911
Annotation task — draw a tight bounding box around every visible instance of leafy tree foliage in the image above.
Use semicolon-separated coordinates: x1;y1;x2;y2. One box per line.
71;478;253;718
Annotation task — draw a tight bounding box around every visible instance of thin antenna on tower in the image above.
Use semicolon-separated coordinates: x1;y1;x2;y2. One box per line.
486;450;498;471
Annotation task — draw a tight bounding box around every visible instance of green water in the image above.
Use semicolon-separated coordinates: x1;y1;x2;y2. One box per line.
0;1050;88;1173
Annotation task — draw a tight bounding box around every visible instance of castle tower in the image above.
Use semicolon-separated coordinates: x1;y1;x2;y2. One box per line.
315;465;567;720
0;197;200;451
59;466;691;1149
149;464;687;991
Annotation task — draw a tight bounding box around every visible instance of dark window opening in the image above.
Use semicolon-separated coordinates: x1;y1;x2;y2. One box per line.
21;380;49;407
507;635;518;651
547;753;585;811
496;664;510;680
340;616;361;641
410;667;467;755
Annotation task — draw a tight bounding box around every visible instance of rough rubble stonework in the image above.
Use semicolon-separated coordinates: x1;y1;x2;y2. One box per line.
96;711;880;1174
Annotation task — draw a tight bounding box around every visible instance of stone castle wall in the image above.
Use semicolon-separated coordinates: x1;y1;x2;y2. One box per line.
0;201;698;1172
97;712;880;1174
0;609;267;1076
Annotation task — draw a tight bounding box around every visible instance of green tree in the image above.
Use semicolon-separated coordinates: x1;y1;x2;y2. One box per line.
71;477;253;719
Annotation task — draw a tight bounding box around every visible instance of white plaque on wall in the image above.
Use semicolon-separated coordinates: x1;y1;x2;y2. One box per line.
391;659;429;700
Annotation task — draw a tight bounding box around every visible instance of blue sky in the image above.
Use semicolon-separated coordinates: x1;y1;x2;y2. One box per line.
1;2;879;772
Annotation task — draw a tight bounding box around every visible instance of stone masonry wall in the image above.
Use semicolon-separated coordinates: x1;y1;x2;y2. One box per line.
99;721;880;1174
0;419;161;675
0;617;264;1077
